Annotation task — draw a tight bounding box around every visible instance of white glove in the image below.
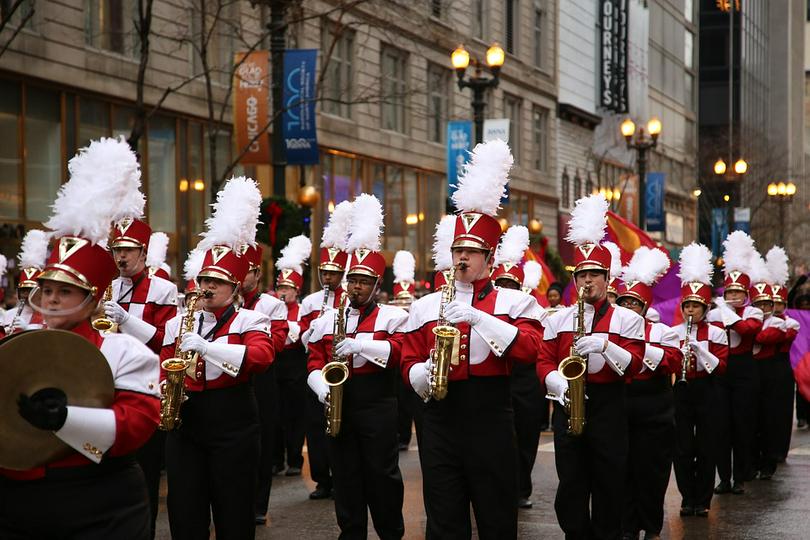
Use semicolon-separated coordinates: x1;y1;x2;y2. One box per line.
545;370;569;406
575;336;607;356
688;338;718;372
180;333;208;356
307;370;329;404
301;327;314;346
9;317;26;332
335;337;364;357
103;301;130;325
443;301;482;326
409;360;432;401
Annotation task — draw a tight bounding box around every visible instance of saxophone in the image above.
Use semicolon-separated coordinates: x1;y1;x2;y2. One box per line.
677;315;693;385
322;292;349;437
430;264;461;400
158;289;213;431
558;286;588;436
92;285;117;333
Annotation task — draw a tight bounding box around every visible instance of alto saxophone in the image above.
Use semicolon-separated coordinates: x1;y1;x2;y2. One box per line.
158;289;213;431
677;315;694;385
559;286;588;436
323;292;349;437
430;264;461;400
92;285;117;333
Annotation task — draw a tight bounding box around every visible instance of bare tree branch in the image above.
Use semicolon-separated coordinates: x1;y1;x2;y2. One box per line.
0;0;34;58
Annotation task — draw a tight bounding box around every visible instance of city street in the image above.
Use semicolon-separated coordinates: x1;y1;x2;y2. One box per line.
155;426;810;539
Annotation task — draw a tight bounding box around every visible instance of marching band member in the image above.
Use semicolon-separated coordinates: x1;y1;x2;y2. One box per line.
709;231;763;495
537;193;645;540
615;247;680;539
523;260;553;432
391;250;416;310
146;232;172;281
767;247;801;461
391;250;419;450
306;194;407;539
1;229;48;336
604;241;622;304
299;199;352;500
492;225;544;510
0;137;160;539
431;214;456;290
402;141;546;539
672;243;728;518
160;177;274;540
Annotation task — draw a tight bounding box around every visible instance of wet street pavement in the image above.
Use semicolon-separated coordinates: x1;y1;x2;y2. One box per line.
155;426;810;539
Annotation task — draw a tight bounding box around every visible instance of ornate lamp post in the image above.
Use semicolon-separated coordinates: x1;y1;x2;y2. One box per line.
620;117;662;230
450;43;505;144
766;181;797;245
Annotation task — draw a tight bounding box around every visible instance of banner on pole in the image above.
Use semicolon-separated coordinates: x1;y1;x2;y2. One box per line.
283;49;319;165
645;172;665;232
233;50;270;164
711;207;729;257
446;120;472;199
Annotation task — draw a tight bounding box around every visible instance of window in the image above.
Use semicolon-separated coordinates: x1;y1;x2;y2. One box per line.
685;0;693;23
0;80;21;218
380;45;408;133
148;116;176;233
533;2;545;68
430;0;442;18
78;98;110;149
573;170;582;201
684;31;694;69
532;106;548;171
25;87;62;222
85;0;138;56
561;168;570;208
2;0;35;30
472;0;485;39
586;172;594;197
426;63;449;143
322;23;354;118
504;94;521;162
190;3;237;84
505;0;517;54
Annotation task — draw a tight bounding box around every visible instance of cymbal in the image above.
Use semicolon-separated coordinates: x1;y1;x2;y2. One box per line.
0;329;114;470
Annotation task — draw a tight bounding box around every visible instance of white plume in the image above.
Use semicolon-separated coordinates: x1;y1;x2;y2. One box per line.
748;253;770;284
183;248;205;282
495;226;529;266
765;246;789;287
160;262;171;276
603;241;622;278
19;229;50;269
146;232;169;268
432;215;456;271
200;176;262;250
46;137;142;244
276;235;312;274
721;230;756;276
321;200;353;250
678;243;714;286
451;140;513;216
565;193;609;246
523;260;542;290
393;251;416;283
346;194;384;252
621;246;671;286
0;255;6;277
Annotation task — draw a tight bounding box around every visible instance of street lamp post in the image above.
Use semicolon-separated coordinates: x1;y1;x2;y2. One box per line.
620;117;662;231
450;44;505;144
767;181;797;245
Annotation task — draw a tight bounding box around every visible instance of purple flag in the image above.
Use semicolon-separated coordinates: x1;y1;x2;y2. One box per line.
787;309;810;369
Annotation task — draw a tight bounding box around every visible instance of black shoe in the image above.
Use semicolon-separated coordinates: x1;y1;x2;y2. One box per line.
798;419;807;429
714;481;732;494
254;513;267;525
309;486;332;500
731;482;745;494
694;507;709;517
272;464;285;475
518;498;533;509
285;466;302;476
642;532;661;540
398;442;409;451
759;469;774;480
679;506;695;517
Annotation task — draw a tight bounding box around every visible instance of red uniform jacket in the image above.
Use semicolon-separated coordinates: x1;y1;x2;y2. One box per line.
707;304;763;356
113;269;178;352
673;319;729;379
242;288;289;354
632;320;681;381
753;315;787;360
298;286;346;338
779;314;800;354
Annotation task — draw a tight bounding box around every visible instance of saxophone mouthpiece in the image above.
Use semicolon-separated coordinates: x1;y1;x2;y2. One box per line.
200;290;214;299
457;262;469;271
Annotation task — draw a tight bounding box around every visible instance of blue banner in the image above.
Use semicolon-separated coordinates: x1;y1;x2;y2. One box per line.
283;49;319;165
645;172;665;232
446;120;472;198
711;207;729;258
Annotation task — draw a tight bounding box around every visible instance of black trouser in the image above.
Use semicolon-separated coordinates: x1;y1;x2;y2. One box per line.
510;362;544;500
328;371;404;540
623;377;674;536
422;376;518;540
797;384;809;421
136;429;166;539
754;354;795;474
715;352;759;484
166;384;261;540
673;377;717;510
276;347;308;468
397;376;415;445
307;385;333;490
552;382;628;540
0;456;150;540
255;364;278;515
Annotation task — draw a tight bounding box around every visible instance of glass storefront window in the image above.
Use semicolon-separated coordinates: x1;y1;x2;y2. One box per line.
321;153;333;224
404;169;418;254
0;81;21;219
334;155;352;204
78;98;110;148
188;123;205;246
25;87;62;222
386;166;404;249
148;115;176;233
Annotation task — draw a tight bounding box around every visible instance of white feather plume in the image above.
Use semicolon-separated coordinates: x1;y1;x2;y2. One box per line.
346;194;384;252
19;229;50;269
451;140;513;216
565;194;609;246
46;137;142;244
200;176;262;250
183;248;205;282
621;246;671;286
523;260;542;290
0;254;6;277
146;232;169;268
393;251;416;283
276;235;312;274
321;200;353;250
603;241;622;278
678;243;714;286
747;253;770;284
160;262;171;276
765;246;789;287
495;226;529;267
721;231;756;276
432;215;456;271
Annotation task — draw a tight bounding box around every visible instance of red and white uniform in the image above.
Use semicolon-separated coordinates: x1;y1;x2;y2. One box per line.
284;301;302;349
634;321;681;381
242;288;289;354
778;314;800;354
707;304;763;354
753;315;787;360
299;287;346;344
672;319;729;379
160;307;274;391
402;279;546;384
112;269;178;352
537;300;645;387
0;321;160;481
0;304;44;336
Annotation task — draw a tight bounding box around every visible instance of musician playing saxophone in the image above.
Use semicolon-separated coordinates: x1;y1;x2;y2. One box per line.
536;194;645;540
305;194;407;540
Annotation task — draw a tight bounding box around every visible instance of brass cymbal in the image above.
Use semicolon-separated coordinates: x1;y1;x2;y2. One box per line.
0;329;114;470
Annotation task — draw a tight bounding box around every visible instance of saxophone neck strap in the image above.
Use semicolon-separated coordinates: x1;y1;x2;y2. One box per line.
199;305;236;341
